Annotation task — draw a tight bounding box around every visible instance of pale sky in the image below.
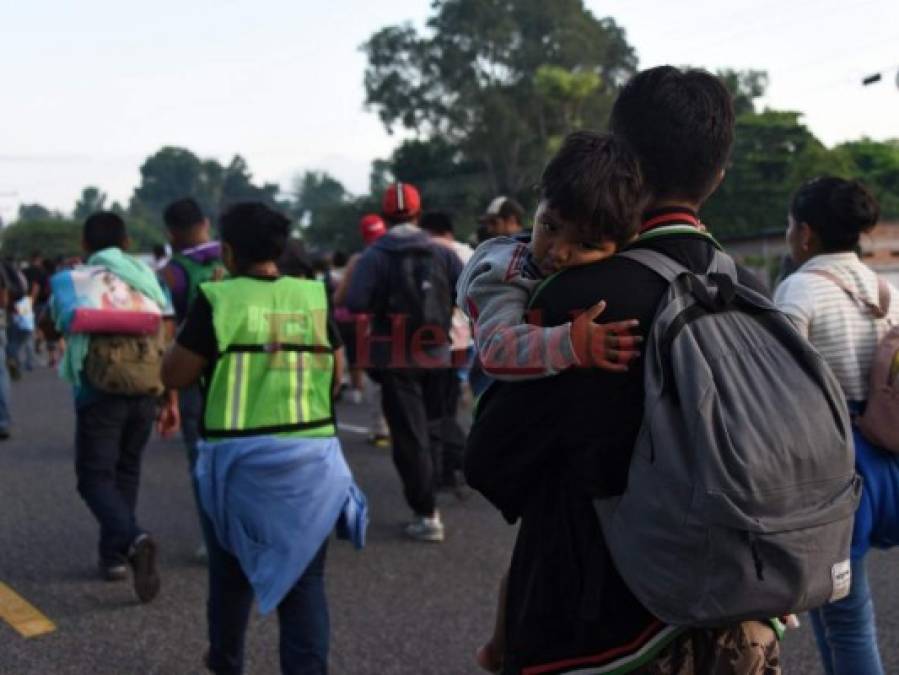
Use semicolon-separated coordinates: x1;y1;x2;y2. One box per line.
1;0;897;222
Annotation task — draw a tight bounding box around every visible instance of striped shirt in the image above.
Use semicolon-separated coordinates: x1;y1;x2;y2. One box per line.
774;252;899;401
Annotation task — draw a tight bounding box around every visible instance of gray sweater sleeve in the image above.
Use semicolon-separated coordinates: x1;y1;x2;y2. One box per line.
456;238;579;380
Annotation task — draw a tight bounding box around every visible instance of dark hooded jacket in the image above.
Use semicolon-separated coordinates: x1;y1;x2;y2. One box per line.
344;223;463;368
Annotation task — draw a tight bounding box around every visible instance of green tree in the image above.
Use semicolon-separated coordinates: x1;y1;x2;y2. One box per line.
17;203;54;222
292;171;370;249
1;219;82;258
131;147;285;228
534;65;602;154
133;146;214;219
363;0;636;197
835;139;899;218
704;111;834;235
717;69;769;116
293;171;348;223
73;186;108;221
219;155;282;210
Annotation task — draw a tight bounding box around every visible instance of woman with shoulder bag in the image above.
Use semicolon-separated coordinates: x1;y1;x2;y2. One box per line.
774;176;899;675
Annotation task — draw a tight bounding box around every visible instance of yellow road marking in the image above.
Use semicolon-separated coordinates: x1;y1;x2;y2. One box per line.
0;582;56;638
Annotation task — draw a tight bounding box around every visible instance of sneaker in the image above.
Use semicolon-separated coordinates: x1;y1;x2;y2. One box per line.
98;561;128;582
367;433;391;449
128;534;161;603
404;513;444;543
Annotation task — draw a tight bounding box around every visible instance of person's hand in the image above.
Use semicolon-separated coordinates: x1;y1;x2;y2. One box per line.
570;301;641;372
156;391;181;438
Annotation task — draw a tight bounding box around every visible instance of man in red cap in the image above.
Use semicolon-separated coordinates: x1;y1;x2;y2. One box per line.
345;183;463;542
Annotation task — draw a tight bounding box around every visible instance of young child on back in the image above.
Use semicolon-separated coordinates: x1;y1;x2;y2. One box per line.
456;131;647;672
457;130;645;386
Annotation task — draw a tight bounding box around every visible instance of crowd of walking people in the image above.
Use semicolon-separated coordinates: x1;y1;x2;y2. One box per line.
6;64;899;675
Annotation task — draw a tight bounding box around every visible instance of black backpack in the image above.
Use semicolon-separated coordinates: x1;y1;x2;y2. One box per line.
382;247;454;344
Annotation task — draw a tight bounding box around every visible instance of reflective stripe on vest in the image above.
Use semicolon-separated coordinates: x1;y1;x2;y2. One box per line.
201;277;335;439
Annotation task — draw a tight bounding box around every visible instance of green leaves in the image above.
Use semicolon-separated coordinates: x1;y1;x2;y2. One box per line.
362;0;636;198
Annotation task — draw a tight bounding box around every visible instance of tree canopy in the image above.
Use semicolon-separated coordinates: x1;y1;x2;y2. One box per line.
5;3;898;257
363;0;635;199
1;219;82;259
132;147;282;224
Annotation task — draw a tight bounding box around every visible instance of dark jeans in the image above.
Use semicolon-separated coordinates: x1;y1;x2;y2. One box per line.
205;514;330;675
179;383;203;454
179;383;207;538
375;368;456;516
7;324;35;370
439;369;467;483
75;393;156;564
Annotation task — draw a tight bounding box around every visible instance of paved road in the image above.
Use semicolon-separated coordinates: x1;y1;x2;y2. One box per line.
1;368;898;674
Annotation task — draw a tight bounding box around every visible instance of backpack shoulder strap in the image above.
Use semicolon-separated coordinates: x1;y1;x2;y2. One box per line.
708;249;738;281
618;248;689;283
876;277;891;317
807;270;887;319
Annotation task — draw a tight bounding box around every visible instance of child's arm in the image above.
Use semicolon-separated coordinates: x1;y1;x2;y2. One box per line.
457;239;573;380
457;240;639;380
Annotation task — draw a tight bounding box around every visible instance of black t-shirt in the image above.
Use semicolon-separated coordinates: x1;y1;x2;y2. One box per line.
177;275;343;382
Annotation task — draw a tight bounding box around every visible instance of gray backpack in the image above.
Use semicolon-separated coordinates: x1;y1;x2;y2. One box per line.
595;248;861;626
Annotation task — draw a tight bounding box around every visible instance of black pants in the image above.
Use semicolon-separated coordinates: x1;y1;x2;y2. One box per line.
205;510;330;675
376;369;457;517
439;371;467;483
75;393;156;565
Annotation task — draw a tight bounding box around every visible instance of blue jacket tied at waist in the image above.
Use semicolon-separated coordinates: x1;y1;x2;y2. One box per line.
195;435;367;614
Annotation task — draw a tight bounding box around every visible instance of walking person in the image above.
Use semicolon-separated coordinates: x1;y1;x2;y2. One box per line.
345;183;463;542
162;202;366;675
159;197;226;560
465;66;800;674
775;177;899;675
50;211;178;601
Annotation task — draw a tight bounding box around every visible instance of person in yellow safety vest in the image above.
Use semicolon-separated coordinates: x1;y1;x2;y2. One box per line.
162;202;367;675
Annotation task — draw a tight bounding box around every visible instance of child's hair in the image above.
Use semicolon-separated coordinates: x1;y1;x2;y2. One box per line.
540;131;645;246
163;198;205;232
791;177;879;252
219;202;290;271
420;211;454;236
610;65;734;203
83;211;128;253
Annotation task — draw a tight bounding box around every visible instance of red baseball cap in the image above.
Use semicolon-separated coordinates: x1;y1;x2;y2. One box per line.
381;182;421;220
359;213;387;245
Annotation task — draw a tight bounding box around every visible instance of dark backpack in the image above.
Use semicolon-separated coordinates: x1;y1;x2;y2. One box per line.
595;248;860;626
382;247;454;344
169;252;226;318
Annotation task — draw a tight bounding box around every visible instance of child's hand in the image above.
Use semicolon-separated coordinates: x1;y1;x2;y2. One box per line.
570;301;641;372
